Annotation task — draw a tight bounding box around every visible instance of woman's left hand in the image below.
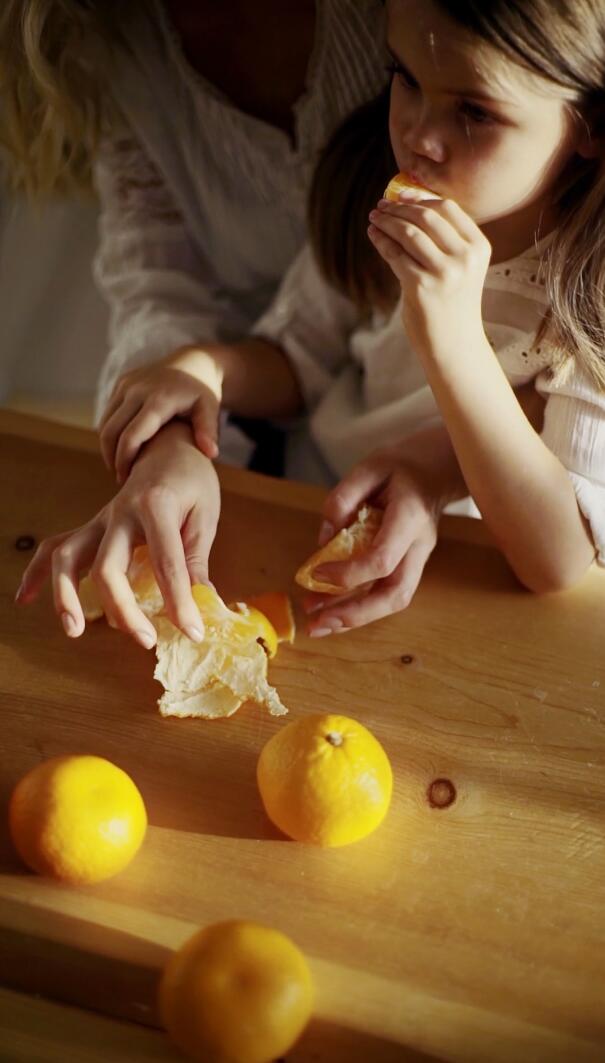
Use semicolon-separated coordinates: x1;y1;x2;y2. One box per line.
368;190;491;357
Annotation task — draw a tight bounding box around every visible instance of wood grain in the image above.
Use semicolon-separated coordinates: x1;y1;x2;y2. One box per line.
1;412;604;1062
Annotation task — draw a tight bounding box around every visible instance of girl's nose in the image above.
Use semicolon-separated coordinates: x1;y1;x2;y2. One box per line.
400;109;446;164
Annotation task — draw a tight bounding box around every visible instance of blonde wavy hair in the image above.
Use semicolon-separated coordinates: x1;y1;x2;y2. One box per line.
0;0;129;198
312;0;605;391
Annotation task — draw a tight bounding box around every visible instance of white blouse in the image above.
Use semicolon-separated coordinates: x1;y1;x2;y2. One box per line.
252;238;605;565
93;0;388;426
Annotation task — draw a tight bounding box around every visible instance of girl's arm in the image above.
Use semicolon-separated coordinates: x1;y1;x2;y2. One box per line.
100;337;304;481
369;193;596;592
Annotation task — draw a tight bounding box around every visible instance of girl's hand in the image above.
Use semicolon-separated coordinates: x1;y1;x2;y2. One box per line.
368;191;491;357
303;445;443;634
99;346;224;483
16;423;220;647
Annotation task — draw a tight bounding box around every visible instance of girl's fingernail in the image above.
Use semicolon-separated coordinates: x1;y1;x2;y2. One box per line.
185;625;204;642
61;611;78;637
377;198;389;208
318;521;335;547
309;627;333;638
369;209;379;221
136;629;156;649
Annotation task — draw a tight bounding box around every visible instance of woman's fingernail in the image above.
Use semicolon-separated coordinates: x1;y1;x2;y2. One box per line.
303;600;324;615
61;611;78;637
185;625;204;642
309;627;333;638
310;618;344;638
318;521;335;547
136;630;156;649
14;583;25;603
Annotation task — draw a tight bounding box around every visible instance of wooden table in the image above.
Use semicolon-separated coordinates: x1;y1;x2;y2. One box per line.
1;409;604;1063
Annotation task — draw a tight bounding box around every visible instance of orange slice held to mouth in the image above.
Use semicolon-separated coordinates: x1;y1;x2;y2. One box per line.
383;170;439;202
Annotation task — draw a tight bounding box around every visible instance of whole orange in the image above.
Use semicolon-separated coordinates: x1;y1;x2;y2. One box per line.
9;754;147;884
158;920;313;1063
257;713;392;846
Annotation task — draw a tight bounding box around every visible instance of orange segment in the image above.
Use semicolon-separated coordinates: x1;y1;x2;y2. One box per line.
245;591;295;644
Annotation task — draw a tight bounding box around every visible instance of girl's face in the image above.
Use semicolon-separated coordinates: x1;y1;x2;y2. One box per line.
386;0;587;252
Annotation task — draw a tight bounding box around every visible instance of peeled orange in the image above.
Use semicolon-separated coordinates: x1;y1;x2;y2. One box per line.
257;714;392;847
9;755;147;884
158;920;313;1063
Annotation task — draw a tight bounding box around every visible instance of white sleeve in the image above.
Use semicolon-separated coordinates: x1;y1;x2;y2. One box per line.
536;363;605;564
92;132;225;420
251;243;359;411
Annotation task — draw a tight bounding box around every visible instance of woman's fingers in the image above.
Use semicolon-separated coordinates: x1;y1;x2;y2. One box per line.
311;493;416;592
16;532;72;605
308;539;434;634
89;524;157;649
99;394;143;471
141;493;204;641
51;522;106;637
320;457;388;537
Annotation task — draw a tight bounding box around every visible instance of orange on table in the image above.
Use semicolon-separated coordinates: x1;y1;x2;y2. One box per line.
158;920;313;1063
9;755;147;884
257;713;393;847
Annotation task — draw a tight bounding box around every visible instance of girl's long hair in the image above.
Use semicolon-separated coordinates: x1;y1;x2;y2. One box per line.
0;1;126;198
312;0;605;389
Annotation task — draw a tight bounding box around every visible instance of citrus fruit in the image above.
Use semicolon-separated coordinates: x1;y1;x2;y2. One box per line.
9;755;147;884
158;920;313;1063
155;585;287;720
257;713;392;846
242;592;295;645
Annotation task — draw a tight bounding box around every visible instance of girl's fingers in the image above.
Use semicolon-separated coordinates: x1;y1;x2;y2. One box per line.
141;501;204;641
89;524;158;649
375;200;467;257
99;394;143;472
51;523;106;637
114;404;167;484
369;211;451;272
368;221;431;273
308;539;434;634
191;395;220;460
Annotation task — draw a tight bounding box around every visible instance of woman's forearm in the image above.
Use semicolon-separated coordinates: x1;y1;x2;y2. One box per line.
416;333;595;591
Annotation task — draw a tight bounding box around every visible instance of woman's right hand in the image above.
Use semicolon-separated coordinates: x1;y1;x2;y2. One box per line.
16;422;220;648
99;345;224;483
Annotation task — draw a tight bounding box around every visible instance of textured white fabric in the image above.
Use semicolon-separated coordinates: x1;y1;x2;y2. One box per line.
93;0;388;423
252;237;605;564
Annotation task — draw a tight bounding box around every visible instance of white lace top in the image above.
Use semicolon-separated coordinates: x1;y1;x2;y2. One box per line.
93;0;388;423
252;238;605;565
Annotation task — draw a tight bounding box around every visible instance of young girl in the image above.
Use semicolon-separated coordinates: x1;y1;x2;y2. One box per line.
19;0;605;643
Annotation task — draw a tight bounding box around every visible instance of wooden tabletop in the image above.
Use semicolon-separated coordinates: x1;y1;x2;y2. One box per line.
1;409;604;1063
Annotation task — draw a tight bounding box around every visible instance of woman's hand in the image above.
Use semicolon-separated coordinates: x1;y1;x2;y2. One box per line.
303;444;446;634
99;346;224;483
16;423;220;647
367;189;491;357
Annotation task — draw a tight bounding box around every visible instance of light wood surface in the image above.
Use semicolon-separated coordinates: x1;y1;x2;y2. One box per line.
1;410;604;1063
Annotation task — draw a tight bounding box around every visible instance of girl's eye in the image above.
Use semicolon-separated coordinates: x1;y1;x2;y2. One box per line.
459;100;495;125
385;60;418;90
